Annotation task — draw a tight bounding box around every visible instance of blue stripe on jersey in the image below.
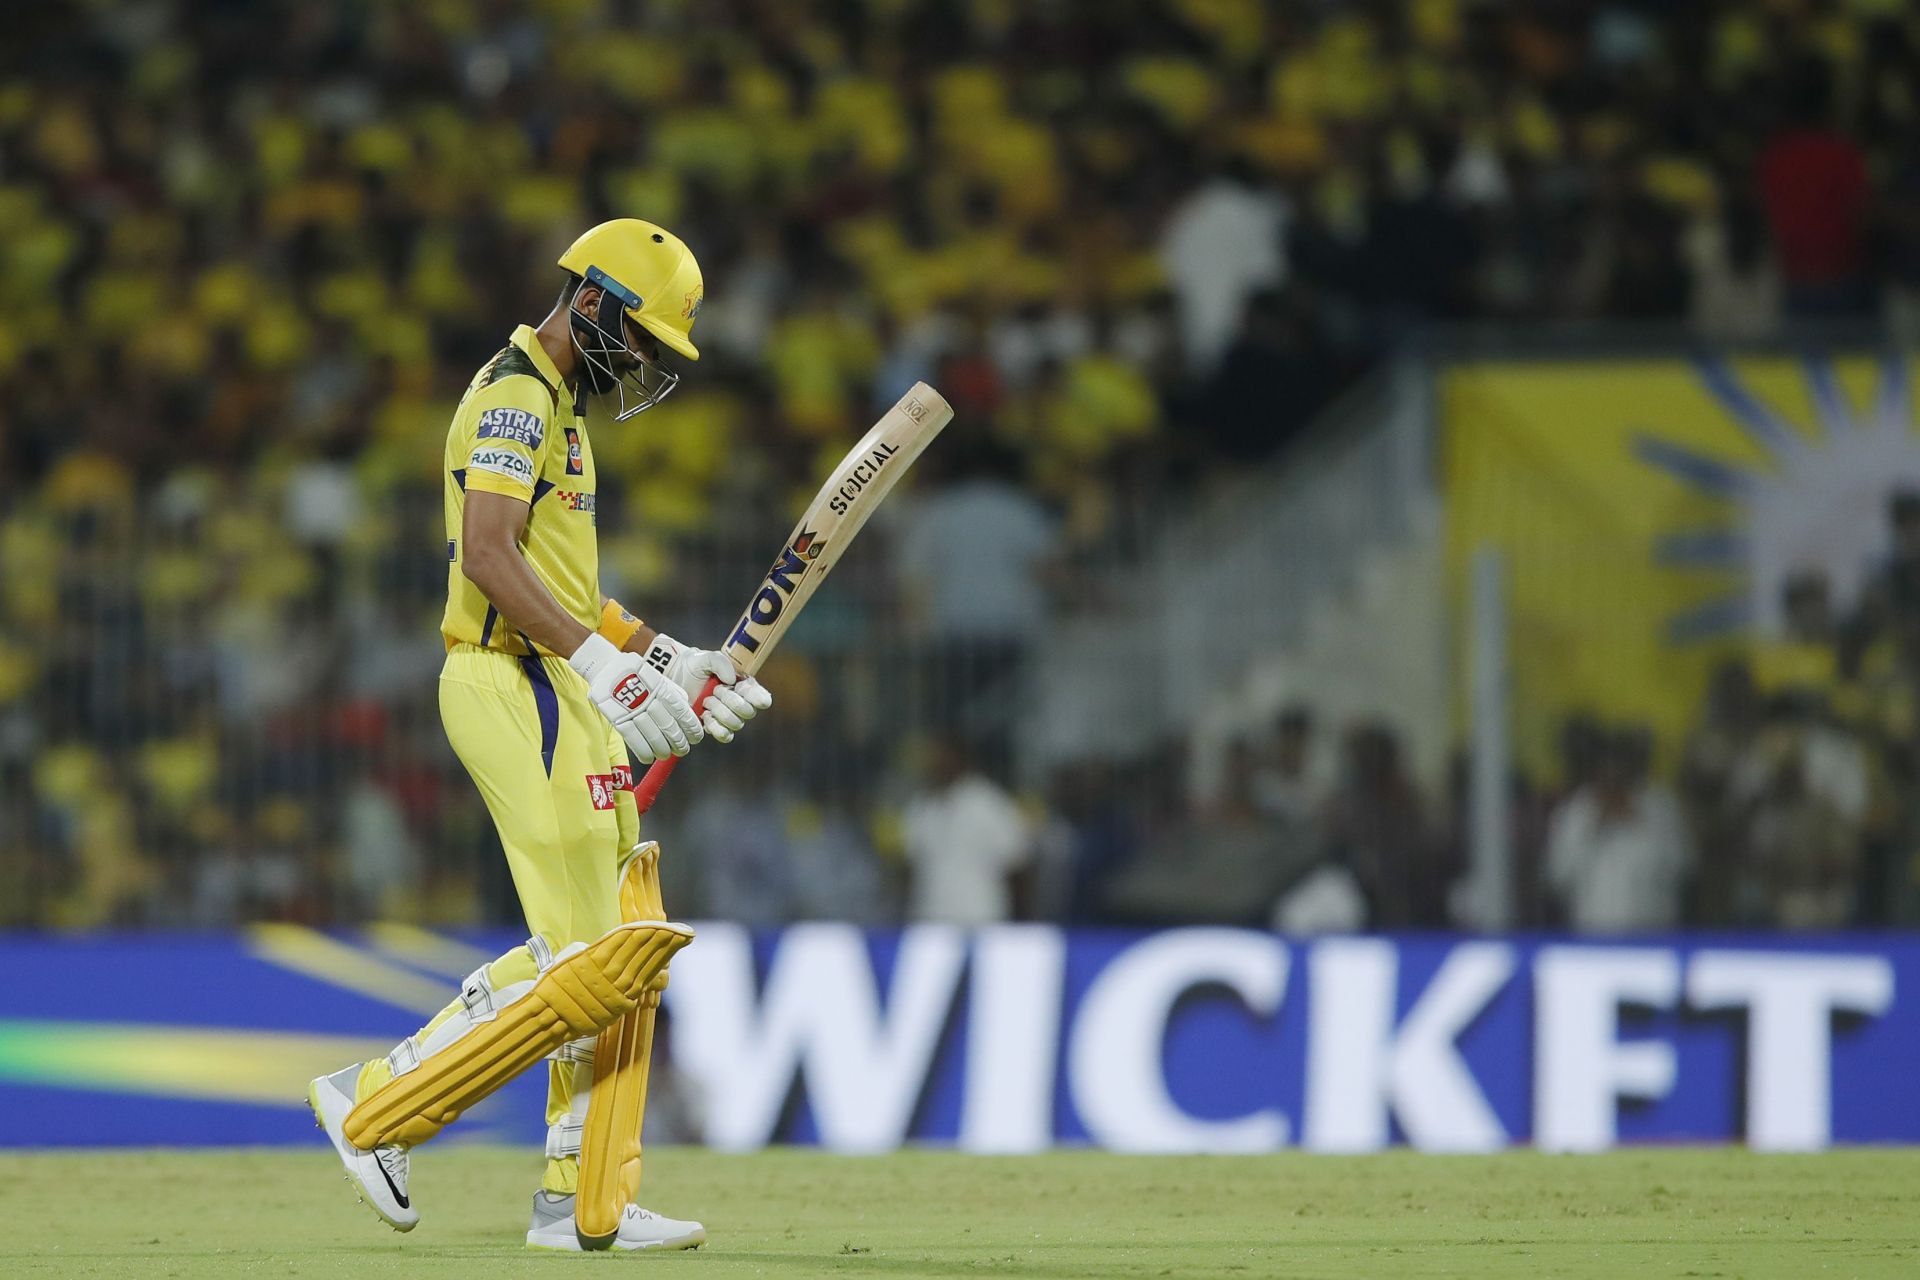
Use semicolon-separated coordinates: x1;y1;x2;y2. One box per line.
480;604;498;647
519;654;560;778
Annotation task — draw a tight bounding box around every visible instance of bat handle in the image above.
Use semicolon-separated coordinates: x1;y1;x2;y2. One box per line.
630;673;723;815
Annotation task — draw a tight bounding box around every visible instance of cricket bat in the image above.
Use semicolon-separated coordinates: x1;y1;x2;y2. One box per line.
630;381;954;813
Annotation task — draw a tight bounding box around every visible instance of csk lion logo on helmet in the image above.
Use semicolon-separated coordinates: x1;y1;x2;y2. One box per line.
682;289;703;322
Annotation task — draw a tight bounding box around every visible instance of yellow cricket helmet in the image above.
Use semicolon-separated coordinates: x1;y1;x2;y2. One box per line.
558;219;704;361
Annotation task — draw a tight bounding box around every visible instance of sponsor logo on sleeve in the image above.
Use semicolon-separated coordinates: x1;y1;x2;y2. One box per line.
469;447;536;488
476;406;545;450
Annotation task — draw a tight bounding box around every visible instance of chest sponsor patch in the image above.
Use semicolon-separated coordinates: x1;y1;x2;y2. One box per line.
476;406;545;450
469;447;536;488
564;426;584;476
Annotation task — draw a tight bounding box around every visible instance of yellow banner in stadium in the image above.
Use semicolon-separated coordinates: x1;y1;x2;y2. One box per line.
1443;353;1920;775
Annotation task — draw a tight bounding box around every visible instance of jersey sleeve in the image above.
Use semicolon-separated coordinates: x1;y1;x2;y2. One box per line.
462;376;554;502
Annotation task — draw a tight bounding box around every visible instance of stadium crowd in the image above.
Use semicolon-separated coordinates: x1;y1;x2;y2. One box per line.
5;0;1920;929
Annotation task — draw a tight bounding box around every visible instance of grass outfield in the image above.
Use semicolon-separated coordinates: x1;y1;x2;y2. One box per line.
3;1148;1917;1279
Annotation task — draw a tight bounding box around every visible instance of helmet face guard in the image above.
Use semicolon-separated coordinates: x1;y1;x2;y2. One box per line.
570;266;680;421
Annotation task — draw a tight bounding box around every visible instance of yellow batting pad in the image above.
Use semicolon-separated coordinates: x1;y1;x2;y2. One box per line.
623;841;666;921
343;919;691;1151
576;845;669;1248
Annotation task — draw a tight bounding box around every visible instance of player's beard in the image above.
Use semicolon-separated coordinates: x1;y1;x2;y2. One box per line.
569;310;679;419
570;312;625;395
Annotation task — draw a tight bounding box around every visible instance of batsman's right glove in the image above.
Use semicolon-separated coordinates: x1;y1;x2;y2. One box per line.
568;633;704;763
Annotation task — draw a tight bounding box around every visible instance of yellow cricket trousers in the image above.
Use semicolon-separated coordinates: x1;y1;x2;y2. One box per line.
439;642;641;1190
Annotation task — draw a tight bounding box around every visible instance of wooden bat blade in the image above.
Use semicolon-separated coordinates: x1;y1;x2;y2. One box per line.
720;381;953;678
630;382;953;813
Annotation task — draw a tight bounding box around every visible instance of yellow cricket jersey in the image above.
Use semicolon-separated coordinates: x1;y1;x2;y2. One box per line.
441;325;600;656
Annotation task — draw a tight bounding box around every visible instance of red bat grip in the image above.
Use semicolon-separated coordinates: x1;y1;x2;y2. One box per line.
630;672;722;814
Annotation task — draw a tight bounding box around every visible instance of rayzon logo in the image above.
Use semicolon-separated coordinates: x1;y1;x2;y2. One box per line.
470;448;534;486
827;441;900;515
727;529;826;653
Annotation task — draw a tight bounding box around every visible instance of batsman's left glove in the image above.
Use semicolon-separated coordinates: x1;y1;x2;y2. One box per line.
641;633;773;744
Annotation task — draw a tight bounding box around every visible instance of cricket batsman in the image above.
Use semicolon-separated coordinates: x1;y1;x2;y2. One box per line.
308;219;770;1251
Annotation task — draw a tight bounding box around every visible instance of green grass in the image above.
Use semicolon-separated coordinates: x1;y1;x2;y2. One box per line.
2;1147;1917;1279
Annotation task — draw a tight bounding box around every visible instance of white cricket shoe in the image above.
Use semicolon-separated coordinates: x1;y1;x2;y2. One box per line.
307;1063;418;1232
525;1190;706;1251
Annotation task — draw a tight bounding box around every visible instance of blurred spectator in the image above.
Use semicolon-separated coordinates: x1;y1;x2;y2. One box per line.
1554;715;1609;808
1726;700;1871;925
1438;751;1554;929
1158;159;1287;376
0;762;72;928
894;444;1058;765
1271;863;1369;936
1736;728;1862;929
1758;61;1872;317
1546;728;1691;933
785;786;892;924
681;743;794;927
1106;739;1314;927
1681;661;1764;925
895;445;1058;646
903;736;1033;927
1684;192;1781;341
1197;287;1343;464
1851;491;1920;668
1039;760;1139;925
1319;722;1452;929
1753;570;1839;702
1251;705;1322;826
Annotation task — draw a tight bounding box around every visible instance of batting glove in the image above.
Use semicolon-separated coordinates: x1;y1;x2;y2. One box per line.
643;633;774;744
568;634;704;763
